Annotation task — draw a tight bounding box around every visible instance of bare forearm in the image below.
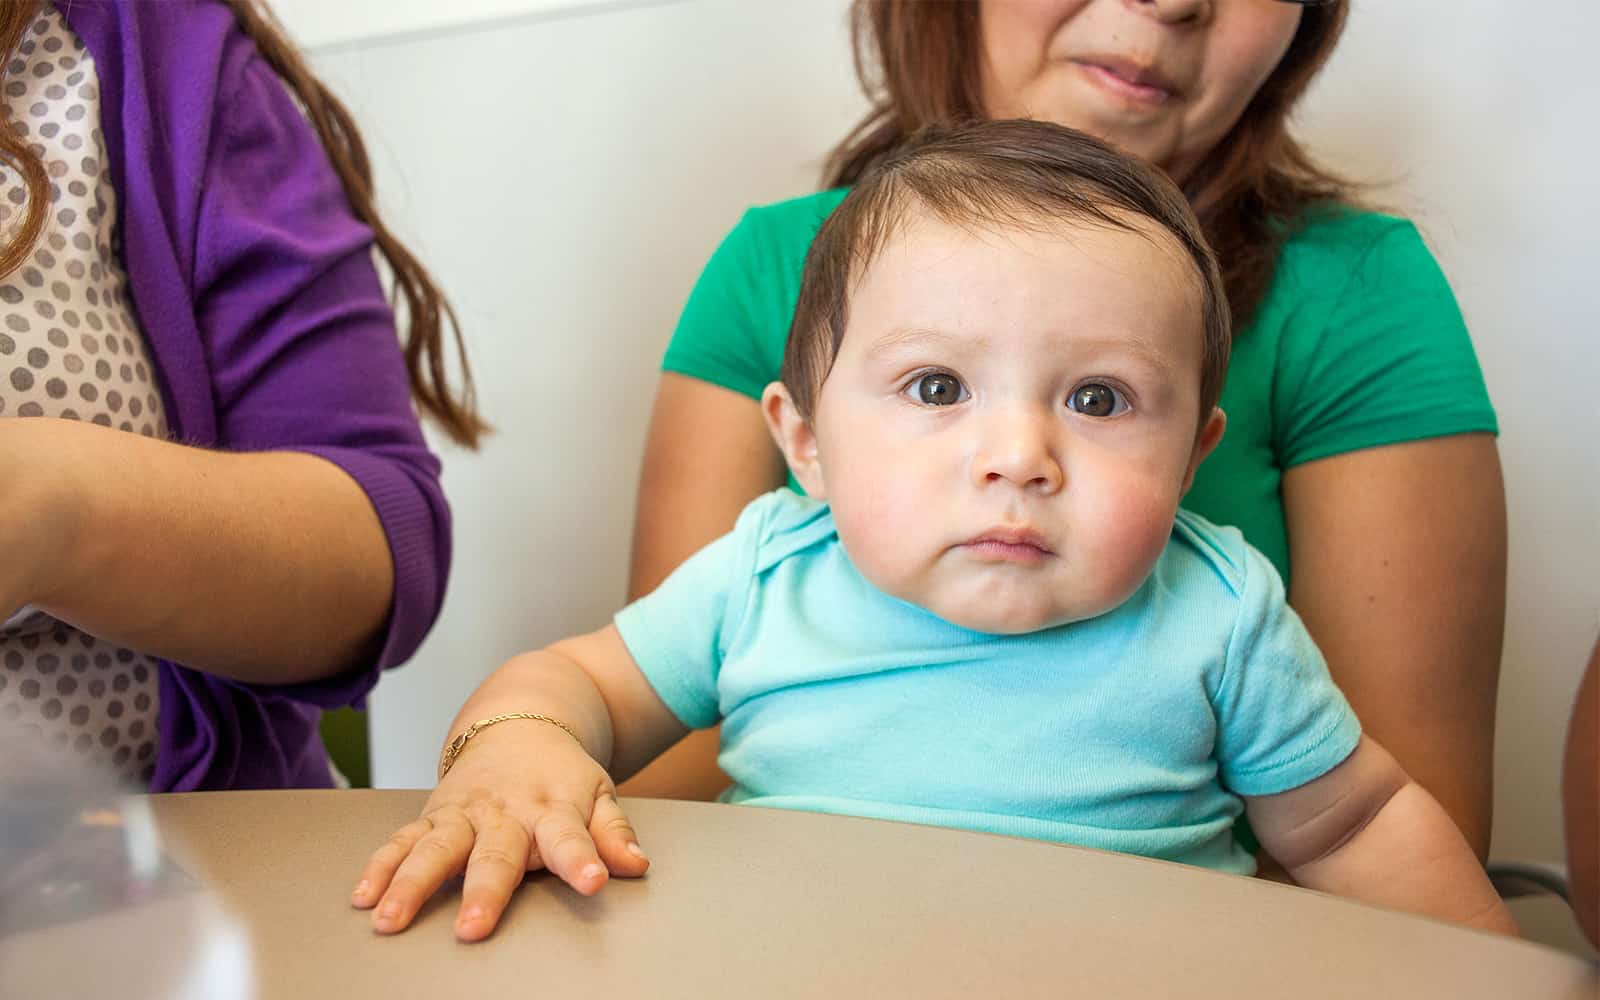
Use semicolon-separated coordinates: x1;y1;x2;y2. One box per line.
23;419;393;684
1290;781;1517;935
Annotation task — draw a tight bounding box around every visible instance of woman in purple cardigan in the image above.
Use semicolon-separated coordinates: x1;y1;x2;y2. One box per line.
0;0;480;790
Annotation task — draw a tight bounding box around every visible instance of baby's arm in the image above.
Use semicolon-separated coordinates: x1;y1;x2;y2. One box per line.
351;625;688;940
1244;736;1518;936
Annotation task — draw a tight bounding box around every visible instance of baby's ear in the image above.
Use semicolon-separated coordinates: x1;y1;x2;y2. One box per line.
761;381;826;499
1181;407;1226;495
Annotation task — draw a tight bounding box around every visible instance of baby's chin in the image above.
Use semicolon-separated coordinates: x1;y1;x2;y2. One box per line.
917;593;1113;636
863;562;1143;636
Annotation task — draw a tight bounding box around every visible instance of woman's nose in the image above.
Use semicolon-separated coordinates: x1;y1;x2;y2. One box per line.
1125;0;1212;27
972;406;1064;493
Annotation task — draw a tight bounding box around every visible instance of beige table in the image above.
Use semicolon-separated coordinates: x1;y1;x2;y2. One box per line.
3;790;1595;999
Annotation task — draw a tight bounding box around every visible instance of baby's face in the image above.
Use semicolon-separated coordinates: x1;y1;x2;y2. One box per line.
774;211;1221;634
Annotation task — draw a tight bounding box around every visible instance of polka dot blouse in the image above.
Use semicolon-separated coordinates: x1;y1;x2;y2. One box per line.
0;5;166;787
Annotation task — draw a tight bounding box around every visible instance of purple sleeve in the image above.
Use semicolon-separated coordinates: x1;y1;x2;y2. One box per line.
187;22;451;704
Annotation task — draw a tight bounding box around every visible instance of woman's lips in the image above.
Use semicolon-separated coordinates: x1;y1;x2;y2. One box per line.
1074;58;1176;105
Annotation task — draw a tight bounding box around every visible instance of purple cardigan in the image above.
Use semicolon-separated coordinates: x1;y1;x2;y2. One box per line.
61;1;452;790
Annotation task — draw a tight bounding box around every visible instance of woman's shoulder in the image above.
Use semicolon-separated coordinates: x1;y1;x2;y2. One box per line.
664;189;852;395
719;187;852;269
61;0;235;72
59;0;263;169
1255;203;1462;337
739;187;852;237
1275;204;1432;278
1250;201;1494;466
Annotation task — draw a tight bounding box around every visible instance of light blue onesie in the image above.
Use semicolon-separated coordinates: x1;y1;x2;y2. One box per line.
615;490;1360;874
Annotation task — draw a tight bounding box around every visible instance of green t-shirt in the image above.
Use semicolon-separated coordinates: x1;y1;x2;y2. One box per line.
662;188;1497;584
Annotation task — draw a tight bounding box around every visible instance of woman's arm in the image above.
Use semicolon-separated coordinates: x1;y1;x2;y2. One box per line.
1282;433;1506;859
618;373;786;798
1564;637;1599;946
1;418;394;686
627;373;789;598
12;3;453;696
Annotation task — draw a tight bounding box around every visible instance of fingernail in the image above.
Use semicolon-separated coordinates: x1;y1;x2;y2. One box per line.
581;863;606;881
377;902;400;923
625;841;646;859
459;906;484;924
352;880;370;899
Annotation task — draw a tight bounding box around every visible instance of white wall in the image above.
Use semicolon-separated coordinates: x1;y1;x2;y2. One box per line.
273;0;673;51
294;0;864;783
295;0;1595;920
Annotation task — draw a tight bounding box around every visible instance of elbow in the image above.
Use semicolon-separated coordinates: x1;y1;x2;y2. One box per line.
375;476;453;672
1254;736;1411;872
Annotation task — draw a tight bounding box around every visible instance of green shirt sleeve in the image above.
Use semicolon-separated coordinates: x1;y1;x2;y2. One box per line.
1271;215;1498;467
661;190;849;401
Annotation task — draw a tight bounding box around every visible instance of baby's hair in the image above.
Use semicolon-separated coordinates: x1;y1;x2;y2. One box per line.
783;119;1231;426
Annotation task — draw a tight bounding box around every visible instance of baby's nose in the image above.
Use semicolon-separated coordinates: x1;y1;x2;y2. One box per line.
973;408;1063;492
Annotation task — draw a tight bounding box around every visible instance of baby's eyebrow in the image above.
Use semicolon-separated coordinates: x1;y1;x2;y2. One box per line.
864;327;984;360
1070;334;1181;375
866;326;1181;375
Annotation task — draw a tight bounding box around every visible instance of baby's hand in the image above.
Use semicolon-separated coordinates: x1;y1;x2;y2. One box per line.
349;723;649;941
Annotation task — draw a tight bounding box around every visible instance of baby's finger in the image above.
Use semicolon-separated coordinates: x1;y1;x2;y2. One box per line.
588;792;650;878
454;813;535;942
533;803;609;895
351;816;435;910
370;810;477;934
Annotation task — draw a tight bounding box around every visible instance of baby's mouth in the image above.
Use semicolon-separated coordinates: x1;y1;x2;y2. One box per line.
959;527;1055;564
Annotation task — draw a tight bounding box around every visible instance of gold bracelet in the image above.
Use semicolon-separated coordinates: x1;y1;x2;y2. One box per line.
437;712;581;780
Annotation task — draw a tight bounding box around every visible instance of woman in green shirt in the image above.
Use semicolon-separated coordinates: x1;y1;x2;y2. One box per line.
622;0;1505;863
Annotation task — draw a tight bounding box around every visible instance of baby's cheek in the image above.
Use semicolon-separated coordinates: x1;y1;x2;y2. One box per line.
1084;481;1180;603
829;493;922;596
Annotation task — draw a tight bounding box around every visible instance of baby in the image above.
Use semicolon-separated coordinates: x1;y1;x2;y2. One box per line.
353;120;1516;941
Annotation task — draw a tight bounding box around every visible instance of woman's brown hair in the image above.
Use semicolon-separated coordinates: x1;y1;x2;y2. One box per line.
823;1;1354;330
0;0;486;447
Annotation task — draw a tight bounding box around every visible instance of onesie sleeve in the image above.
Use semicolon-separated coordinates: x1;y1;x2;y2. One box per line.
613;494;775;728
1212;545;1362;796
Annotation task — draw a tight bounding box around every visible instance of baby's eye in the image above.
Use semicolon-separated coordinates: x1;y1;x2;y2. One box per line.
908;371;967;406
1067;382;1129;418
